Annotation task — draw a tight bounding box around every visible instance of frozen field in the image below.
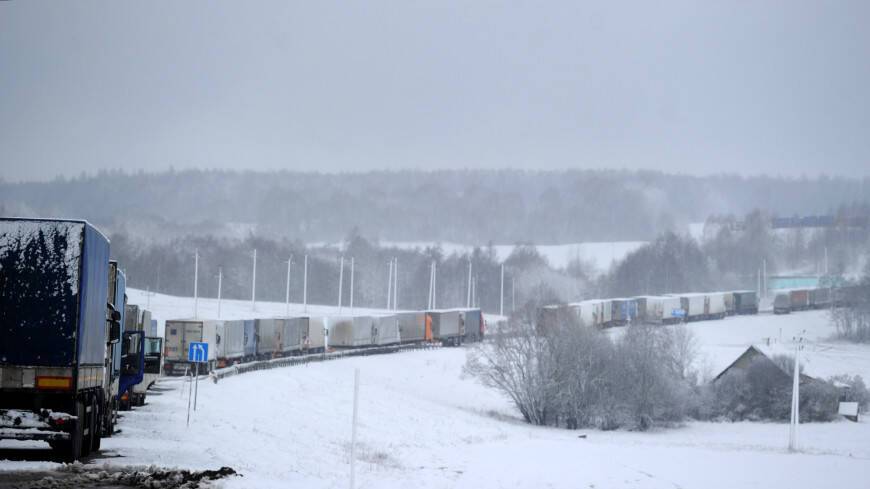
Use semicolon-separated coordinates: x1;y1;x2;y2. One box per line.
2;301;868;488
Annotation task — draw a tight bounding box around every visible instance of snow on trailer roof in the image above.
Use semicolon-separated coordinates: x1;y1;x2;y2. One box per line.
0;216;110;241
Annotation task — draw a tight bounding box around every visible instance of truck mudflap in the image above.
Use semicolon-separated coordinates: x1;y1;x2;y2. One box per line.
0;409;74;441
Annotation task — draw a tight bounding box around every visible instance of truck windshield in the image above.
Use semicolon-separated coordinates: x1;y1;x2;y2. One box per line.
145;338;162;355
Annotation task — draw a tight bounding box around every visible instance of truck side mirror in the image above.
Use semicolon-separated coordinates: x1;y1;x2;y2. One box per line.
112;310;121;322
109;321;121;343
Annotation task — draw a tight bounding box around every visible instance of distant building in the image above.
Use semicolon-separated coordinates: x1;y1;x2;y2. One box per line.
712;345;814;384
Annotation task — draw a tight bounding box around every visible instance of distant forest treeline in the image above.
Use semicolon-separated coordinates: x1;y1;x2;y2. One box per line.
2;169;868;244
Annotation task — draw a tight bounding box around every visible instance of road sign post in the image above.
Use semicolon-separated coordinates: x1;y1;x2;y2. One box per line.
187;342;209;423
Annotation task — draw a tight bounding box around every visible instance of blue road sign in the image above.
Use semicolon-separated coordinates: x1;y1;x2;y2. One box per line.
188;342;209;363
671;309;686;318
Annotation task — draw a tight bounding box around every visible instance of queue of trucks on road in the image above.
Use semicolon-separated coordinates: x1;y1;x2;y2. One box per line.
161;308;485;376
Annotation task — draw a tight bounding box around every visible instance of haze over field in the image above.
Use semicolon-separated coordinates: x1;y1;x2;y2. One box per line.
2;1;870;181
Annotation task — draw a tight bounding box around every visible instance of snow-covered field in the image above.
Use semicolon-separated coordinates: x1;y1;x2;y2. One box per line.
84;348;870;488
3;296;868;488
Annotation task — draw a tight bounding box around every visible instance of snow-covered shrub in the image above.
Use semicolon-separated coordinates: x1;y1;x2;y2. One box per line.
828;374;870;412
831;283;870;343
466;301;697;431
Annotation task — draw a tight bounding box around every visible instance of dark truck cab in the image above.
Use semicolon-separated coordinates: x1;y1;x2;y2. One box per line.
118;330;145;410
130;336;163;406
0;218;119;461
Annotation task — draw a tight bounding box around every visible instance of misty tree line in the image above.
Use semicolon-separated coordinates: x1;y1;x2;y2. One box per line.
109;229;574;314
3;169;869;245
601;206;870;298
107;205;870;313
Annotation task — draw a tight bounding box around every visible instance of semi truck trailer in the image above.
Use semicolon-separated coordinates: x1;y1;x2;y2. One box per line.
0;218;120;461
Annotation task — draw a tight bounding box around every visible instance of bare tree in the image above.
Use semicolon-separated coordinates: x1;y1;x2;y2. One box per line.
465;302;562;425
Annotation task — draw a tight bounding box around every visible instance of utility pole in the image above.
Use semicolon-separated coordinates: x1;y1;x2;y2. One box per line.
349;257;355;312
292;255;293;316
789;335;804;451
217;268;223;319
426;261;435;309
432;261;437;309
500;264;505;316
757;268;762;300
386;259;393;310
824;246;829;275
466;258;473;308
251;249;257;311
193;250;199;319
303;254;308;313
511;276;516;313
338;256;344;313
393;258;398;311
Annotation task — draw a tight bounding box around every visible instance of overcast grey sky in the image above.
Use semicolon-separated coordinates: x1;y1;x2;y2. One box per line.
1;1;868;182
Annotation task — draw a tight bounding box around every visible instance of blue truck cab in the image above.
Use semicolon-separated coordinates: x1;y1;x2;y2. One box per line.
0;218;120;461
118;330;145;410
102;261;127;437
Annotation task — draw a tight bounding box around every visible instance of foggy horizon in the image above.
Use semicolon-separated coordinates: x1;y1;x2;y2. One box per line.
6;165;870;185
3;1;870;182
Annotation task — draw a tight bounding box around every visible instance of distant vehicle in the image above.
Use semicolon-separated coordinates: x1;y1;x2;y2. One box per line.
426;310;464;346
732;291;759;315
254;318;281;359
216;320;246;367
298;316;327;353
459;309;485;342
163;320;220;375
705;292;727;320
632;296;683;325
329;316;377;348
125;304;154;407
789;289;810;311
610;299;638;326
131;336;163;406
577;299;611;328
105;261;127;436
118;330;145;410
809;288;831;309
672;293;706;321
372;315;401;345
0;218;120;461
397;311;429;342
773;293;792;314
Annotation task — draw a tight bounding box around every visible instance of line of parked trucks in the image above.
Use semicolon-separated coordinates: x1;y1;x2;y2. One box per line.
162;309;486;375
540;285;852;328
0;219;162;461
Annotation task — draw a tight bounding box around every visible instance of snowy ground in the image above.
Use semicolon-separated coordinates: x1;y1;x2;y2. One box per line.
3;301;868;488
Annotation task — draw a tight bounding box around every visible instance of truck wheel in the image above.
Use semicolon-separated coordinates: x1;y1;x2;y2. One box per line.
104;401;115;438
91;399;102;452
54;401;84;462
81;401;93;457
